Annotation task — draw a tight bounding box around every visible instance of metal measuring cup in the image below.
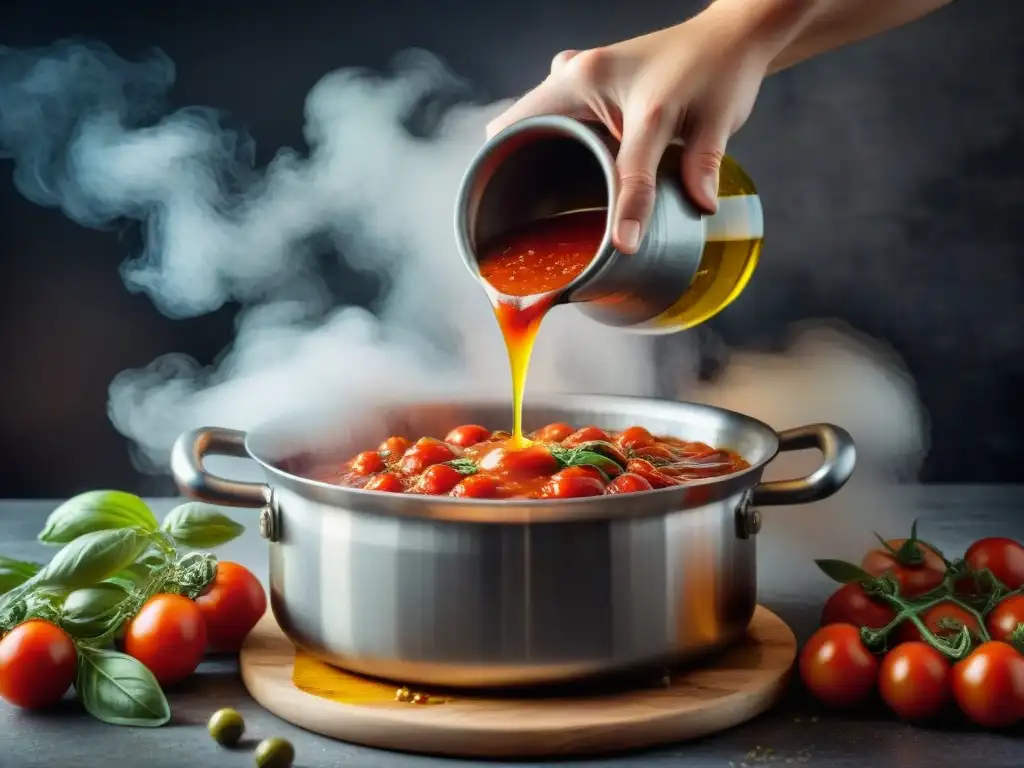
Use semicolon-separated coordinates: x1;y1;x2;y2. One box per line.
454;115;764;333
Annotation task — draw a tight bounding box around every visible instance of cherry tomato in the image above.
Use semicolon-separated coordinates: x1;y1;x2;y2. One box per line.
415;464;464;495
444;425;491;448
489;430;512;442
350;450;385;475
799;623;879;708
450;474;502;498
538;473;605;499
0;620;76;709
964;537;1024;590
478;444;558;477
951;641;1024;728
532;423;574;443
363;472;405;493
861;538;946;598
400;439;457;475
615;426;656;450
878;642;952;722
124;594;207;687
985;594;1024;643
195;562;267;652
605;473;654;494
897;600;981;644
378;436;412;457
562;426;610;447
820;582;896;630
555;466;607;483
625;459;679;489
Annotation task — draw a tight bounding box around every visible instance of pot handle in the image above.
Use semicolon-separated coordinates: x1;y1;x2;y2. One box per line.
751;423;856;507
170;427;272;508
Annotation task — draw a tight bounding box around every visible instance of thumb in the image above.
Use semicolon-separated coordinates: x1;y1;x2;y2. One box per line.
680;118;731;215
485;77;583;139
612;106;676;254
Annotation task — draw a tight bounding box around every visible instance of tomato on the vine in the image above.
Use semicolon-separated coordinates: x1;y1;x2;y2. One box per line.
878;642;951;722
0;620;76;710
964;537;1024;591
897;600;981;644
195;562;267;653
951;641;1024;728
125;593;207;686
799;623;879;708
820;583;896;630
861;537;946;598
986;594;1024;644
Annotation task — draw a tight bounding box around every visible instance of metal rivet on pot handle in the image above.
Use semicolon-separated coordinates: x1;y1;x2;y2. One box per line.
751;423;856;507
170;427;273;508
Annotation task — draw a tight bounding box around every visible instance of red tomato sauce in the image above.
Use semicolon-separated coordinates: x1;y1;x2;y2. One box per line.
325;424;751;500
477;209;605;297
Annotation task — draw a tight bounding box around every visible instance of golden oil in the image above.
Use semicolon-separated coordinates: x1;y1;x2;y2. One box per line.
649;156;763;331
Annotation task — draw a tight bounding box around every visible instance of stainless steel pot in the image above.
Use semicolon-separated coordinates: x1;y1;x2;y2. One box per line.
171;394;855;688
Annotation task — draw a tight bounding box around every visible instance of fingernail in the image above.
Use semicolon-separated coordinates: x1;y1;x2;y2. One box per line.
702;173;720;212
618;219;641;252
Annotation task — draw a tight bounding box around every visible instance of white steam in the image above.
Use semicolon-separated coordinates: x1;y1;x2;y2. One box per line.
1;39;928;575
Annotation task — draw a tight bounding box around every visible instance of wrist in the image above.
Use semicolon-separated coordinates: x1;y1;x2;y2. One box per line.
697;0;825;65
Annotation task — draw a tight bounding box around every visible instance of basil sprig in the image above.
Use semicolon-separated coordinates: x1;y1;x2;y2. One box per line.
0;492;251;728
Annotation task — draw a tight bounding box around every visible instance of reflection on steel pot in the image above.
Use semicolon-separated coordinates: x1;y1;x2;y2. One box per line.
170;394;855;689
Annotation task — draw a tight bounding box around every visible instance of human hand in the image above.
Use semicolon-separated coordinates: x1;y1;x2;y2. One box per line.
486;2;782;254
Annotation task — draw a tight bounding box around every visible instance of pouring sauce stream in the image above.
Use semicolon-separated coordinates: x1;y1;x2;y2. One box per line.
477;210;606;446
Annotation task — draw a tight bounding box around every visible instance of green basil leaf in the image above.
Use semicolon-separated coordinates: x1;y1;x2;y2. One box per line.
0;556;42;595
815;558;875;585
443;458;478;476
76;646;170;727
62;583;129;639
160;503;245;549
37;528;152;591
39;491;158;545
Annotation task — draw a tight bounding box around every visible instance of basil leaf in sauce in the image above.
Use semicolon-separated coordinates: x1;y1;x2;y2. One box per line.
549;446;624;480
444;458;479;476
39;491;159;545
37;528;152;591
76;646;170;727
160;503;245;549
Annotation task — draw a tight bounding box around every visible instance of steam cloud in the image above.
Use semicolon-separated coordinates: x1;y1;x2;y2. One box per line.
0;39;929;567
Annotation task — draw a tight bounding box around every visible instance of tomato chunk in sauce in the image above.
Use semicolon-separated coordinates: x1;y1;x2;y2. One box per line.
327;424;750;500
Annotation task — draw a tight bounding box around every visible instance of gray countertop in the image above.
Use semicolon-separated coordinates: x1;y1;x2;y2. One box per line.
2;489;1023;768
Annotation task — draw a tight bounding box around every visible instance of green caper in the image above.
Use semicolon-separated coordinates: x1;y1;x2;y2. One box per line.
207;708;245;747
253;737;295;768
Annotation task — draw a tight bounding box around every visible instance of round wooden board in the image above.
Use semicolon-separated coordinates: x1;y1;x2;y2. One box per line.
240;606;796;759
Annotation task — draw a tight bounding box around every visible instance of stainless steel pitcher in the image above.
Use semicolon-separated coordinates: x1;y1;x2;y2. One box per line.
454;115;764;333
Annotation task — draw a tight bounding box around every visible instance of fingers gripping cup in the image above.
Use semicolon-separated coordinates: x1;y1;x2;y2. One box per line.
454;115;763;333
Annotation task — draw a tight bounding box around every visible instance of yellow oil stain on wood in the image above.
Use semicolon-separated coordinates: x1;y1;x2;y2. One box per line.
292;649;452;706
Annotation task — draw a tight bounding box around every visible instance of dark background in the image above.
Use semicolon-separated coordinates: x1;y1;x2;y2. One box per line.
1;0;1022;498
